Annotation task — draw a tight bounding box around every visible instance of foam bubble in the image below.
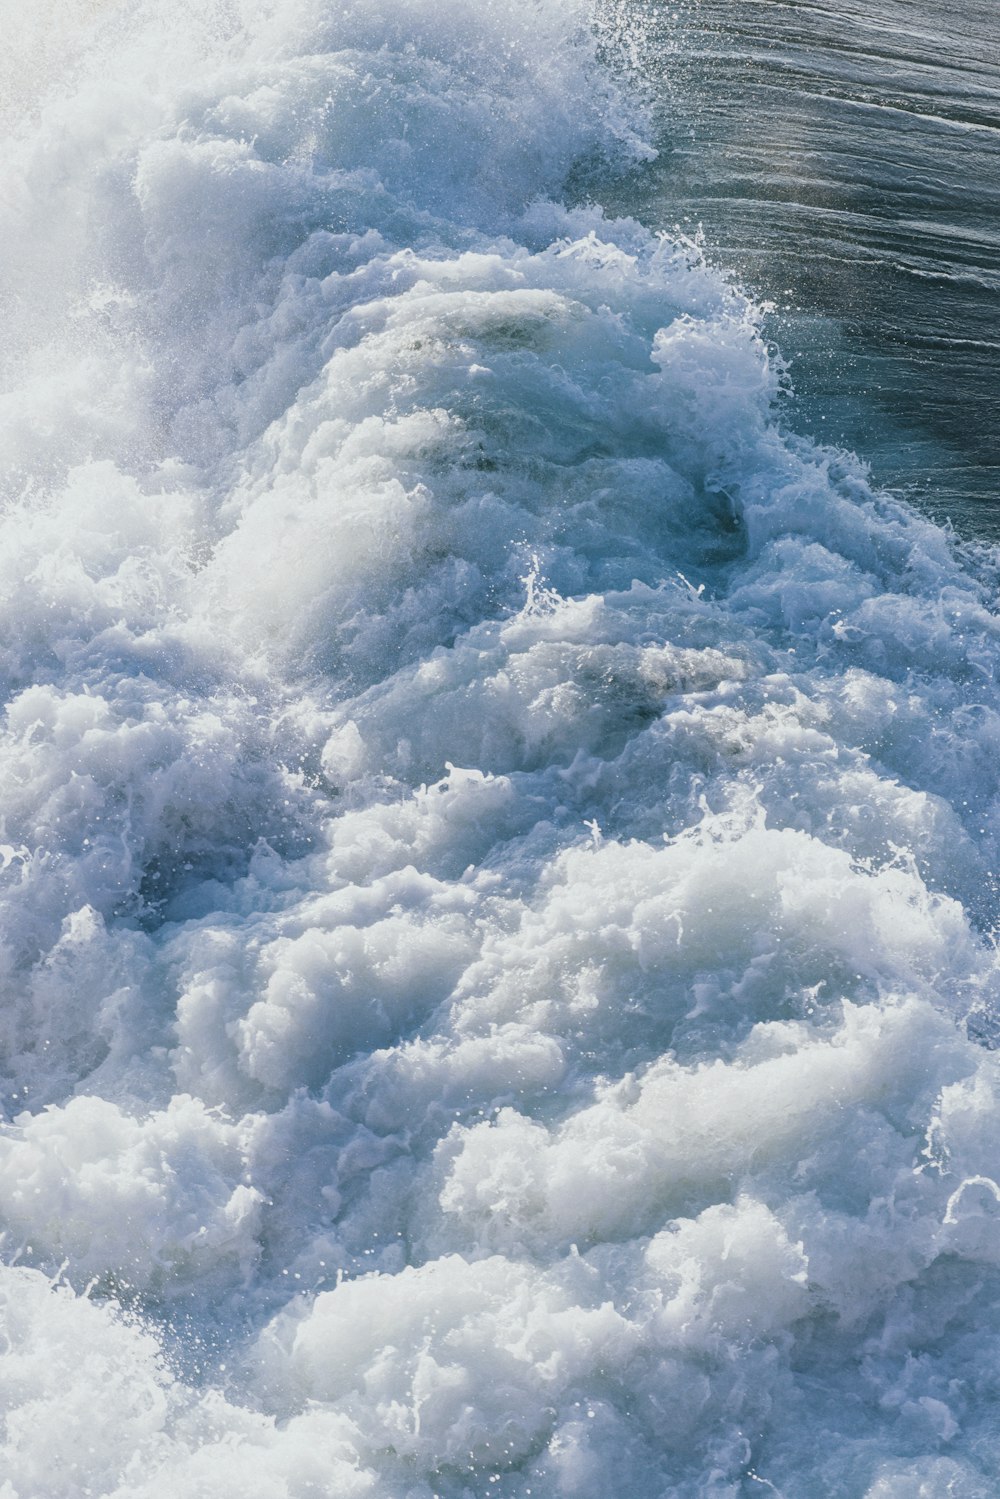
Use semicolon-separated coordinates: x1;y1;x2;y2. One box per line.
3;0;1000;1493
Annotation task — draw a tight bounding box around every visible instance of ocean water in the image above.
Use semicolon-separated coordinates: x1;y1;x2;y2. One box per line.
1;2;1000;1496
594;0;1000;536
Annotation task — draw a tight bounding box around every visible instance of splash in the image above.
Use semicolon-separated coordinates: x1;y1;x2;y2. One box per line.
2;2;1000;1496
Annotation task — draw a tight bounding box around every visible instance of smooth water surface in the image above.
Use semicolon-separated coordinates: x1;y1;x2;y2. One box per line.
609;0;1000;533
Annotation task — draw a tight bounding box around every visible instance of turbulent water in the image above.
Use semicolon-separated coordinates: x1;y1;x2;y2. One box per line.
3;1;1000;1495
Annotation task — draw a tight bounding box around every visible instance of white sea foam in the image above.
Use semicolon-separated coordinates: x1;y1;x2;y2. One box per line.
3;1;1000;1494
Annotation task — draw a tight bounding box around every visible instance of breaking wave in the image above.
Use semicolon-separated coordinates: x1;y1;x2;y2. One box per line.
3;2;1000;1494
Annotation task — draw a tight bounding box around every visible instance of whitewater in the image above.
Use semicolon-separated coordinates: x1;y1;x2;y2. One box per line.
2;1;1000;1494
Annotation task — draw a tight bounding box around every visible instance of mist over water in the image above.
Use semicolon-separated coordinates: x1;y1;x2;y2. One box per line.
3;3;1000;1496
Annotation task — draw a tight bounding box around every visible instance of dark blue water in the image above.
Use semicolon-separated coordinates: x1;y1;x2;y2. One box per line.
599;0;1000;536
